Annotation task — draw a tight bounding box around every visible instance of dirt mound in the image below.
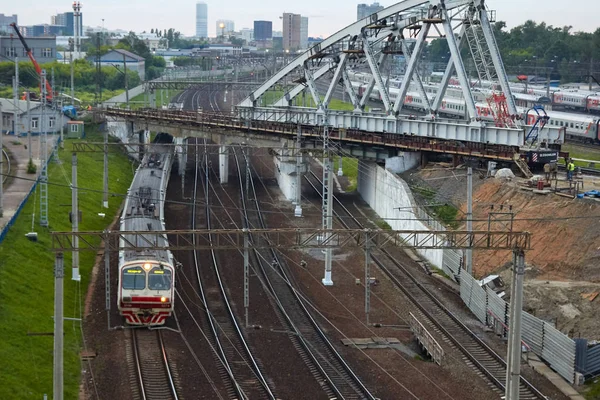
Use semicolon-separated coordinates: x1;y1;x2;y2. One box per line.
466;180;600;282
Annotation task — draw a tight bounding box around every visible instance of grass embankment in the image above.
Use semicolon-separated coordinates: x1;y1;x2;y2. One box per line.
125;89;181;109
410;185;460;229
585;378;600;399
562;143;600;170
0;126;134;399
334;157;359;191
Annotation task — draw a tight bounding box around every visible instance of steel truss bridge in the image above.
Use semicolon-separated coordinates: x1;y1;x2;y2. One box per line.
103;0;562;157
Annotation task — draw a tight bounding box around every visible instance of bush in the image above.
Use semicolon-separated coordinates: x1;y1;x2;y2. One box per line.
26;158;36;174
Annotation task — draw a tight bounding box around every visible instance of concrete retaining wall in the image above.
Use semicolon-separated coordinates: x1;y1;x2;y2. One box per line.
358;160;443;268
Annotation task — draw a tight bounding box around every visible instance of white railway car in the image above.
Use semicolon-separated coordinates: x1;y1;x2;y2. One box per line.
353;80;600;143
349;70;600;112
118;143;175;326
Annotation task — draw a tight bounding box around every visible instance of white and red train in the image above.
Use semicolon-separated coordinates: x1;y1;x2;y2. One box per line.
118;143;175;326
346;70;600;113
351;81;600;144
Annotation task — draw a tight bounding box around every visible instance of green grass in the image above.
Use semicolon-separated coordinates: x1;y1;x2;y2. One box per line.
561;144;600;169
410;185;460;229
125;89;181;109
584;378;600;399
562;144;600;162
0;87;123;107
0;126;134;399
335;157;359;191
376;219;392;230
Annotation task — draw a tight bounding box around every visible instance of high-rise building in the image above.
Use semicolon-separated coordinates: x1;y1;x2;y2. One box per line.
253;20;272;41
0;14;17;34
215;20;235;37
240;28;253;43
50;12;82;36
300;16;308;49
282;13;301;51
357;2;384;20
196;2;208;38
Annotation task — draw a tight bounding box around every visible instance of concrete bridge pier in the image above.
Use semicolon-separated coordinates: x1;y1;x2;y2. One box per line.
273;141;308;214
384;151;421;173
219;145;229;184
149;91;157;108
174;137;187;176
137;129;150;160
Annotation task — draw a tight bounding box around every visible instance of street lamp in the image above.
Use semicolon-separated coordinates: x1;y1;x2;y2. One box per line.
219;22;225;39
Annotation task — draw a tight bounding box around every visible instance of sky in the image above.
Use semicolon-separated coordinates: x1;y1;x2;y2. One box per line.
5;0;598;39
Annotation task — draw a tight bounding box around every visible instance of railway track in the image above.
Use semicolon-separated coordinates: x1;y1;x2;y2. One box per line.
129;329;178;400
304;170;548;400
191;139;276;400
234;147;376;400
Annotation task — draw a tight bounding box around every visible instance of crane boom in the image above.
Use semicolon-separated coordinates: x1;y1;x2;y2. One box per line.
10;23;53;101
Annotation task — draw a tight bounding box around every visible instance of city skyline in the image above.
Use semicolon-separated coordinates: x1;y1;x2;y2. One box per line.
3;0;598;39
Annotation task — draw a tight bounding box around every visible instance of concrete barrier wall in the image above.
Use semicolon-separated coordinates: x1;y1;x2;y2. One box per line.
358;160;443;268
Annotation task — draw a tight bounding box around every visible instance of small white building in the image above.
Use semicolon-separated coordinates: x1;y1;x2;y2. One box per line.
0;98;70;136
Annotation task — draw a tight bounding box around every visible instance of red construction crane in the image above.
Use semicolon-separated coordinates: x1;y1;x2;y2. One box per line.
10;22;53;102
486;92;515;128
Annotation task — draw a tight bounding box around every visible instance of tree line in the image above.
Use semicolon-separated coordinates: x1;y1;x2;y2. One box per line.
0;59;141;93
426;20;600;83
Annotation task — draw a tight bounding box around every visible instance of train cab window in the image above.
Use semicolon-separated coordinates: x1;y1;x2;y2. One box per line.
560;121;564;127
148;267;172;291
570;123;574;128
122;267;146;290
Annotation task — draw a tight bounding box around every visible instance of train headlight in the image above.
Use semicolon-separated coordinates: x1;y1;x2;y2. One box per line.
143;263;152;271
161;297;168;303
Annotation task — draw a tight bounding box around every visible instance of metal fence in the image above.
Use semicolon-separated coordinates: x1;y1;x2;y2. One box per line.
456;268;577;383
404;182;579;383
0;137;60;245
576;339;600;379
442;248;462;281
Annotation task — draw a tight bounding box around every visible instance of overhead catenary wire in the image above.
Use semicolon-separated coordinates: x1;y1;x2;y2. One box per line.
3;169;597;224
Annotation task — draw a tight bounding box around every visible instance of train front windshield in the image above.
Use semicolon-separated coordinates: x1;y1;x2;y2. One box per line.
122;266;146;290
148;267;172;291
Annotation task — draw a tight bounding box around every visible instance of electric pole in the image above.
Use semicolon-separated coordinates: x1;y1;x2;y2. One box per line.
294;123;302;217
53;252;64;400
466;166;473;274
13;56;19;139
72;152;81;281
590;57;594;91
40;70;49;227
505;249;525;400
70;40;74;107
321;114;334;286
60;99;64;149
26;92;31;161
103;126;109;208
123;53;129;108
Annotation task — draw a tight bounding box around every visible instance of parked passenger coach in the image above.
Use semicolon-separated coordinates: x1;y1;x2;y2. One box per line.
118;143;174;326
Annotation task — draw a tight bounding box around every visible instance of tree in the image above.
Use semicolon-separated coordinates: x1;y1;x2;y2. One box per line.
151;28;154;34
